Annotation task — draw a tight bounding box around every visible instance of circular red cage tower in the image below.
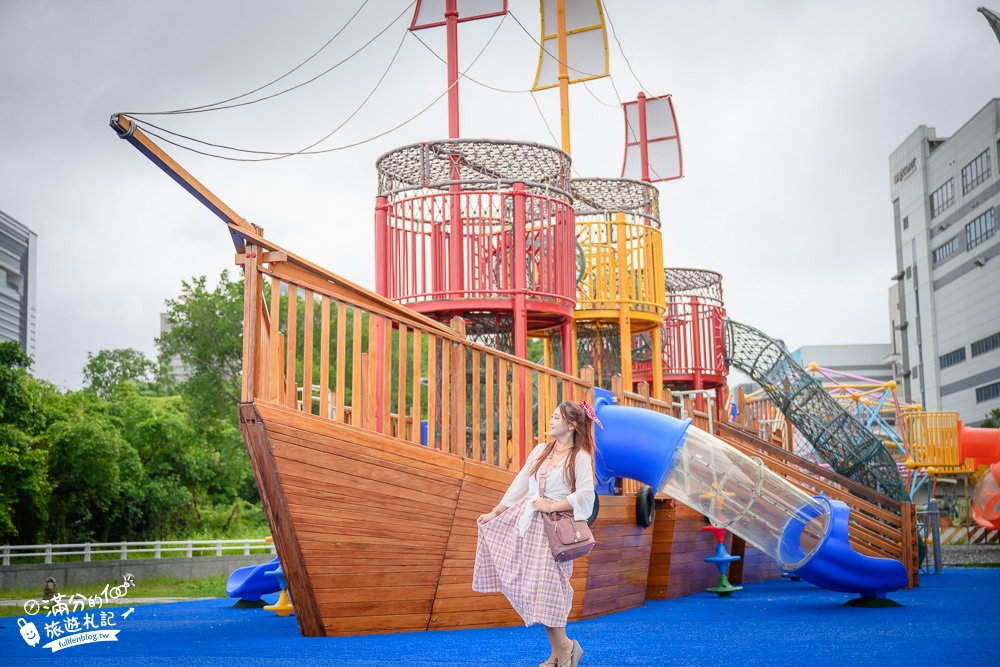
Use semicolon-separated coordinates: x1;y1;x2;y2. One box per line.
374;139;577;367
633;268;728;395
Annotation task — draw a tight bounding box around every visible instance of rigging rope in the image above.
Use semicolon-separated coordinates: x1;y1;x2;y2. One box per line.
123;0;412;116
126;2;507;161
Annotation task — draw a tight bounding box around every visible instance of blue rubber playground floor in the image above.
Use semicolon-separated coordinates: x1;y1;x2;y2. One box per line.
3;568;997;667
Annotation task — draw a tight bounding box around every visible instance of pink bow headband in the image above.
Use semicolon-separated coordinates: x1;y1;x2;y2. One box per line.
580;400;603;429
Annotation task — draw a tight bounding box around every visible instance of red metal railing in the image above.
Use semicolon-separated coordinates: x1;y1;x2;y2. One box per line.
376;184;576;332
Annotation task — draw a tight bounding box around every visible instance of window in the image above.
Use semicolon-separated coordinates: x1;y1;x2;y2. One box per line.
939;347;966;369
905;266;912;279
976;381;1000;403
972;332;1000;357
930;179;954;218
932;237;959;264
966;209;996;251
902;216;909;230
962;149;991;194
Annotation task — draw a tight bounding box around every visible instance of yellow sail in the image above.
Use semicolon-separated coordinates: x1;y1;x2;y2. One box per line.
531;0;609;91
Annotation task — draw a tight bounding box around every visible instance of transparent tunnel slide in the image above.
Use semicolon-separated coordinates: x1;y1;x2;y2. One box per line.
590;389;908;599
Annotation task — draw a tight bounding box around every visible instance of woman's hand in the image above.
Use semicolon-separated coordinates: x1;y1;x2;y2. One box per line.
532;497;552;513
477;510;497;525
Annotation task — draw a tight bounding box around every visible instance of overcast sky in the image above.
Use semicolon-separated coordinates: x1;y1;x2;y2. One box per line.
1;0;998;391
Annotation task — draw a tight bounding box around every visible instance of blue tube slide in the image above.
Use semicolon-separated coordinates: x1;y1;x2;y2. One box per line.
589;389;908;599
226;556;282;602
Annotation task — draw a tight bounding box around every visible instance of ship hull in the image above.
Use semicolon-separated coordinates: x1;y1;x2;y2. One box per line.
239;401;661;636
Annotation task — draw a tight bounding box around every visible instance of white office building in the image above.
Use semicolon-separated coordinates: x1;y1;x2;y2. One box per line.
0;209;37;359
792;344;894;385
888;99;1000;426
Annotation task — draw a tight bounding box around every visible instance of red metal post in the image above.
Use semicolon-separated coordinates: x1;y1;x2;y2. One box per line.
445;2;464;296
375;196;389;296
691;297;704;410
513;183;528;463
446;0;460;139
637;92;650;182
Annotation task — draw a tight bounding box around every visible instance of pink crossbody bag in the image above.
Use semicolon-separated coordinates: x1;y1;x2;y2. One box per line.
539;462;595;562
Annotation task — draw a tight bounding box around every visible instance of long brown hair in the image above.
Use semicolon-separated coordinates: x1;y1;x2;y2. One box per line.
528;401;597;492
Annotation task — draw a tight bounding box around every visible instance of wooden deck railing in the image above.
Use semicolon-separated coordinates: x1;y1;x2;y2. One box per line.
237;230;591;473
233;230;917;587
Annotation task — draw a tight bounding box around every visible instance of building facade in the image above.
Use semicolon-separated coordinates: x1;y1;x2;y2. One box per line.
0;209;37;359
888;99;1000;426
792;344;894;385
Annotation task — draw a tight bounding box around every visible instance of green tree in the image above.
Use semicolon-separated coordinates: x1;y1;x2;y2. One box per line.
157;272;244;422
0;342;50;543
982;408;1000;428
83;348;156;398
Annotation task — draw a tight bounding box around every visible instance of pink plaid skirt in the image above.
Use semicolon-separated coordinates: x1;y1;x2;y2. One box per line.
472;497;574;627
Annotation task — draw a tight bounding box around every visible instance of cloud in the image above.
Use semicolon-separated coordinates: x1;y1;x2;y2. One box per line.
0;0;996;389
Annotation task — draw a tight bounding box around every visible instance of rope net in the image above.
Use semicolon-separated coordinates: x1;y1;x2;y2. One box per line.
664;268;724;305
724;319;908;504
376;139;571;196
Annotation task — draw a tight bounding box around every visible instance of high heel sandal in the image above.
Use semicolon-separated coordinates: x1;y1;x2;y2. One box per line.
561;640;582;667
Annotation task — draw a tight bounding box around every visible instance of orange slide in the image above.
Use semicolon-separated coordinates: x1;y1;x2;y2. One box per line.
959;421;1000;469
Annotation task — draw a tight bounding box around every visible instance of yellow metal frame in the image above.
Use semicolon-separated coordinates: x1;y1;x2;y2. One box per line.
904;411;976;475
574;211;664;391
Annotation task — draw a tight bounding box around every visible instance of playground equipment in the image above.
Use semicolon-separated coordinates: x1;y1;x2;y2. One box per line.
590;388;908;600
263;567;294;617
972;462;1000;530
633;268;728;406
226;556;281;603
804;363;914;462
723;319;909;504
701;526;742;597
572;178;665;389
374;139;577;365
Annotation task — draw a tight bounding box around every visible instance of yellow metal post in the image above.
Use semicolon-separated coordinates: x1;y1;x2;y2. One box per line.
556;0;571;155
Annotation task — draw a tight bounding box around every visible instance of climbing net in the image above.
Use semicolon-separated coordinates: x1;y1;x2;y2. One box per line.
576;321;623;390
663;268;724;305
724;319;909;504
570;178;660;224
376;139;571;196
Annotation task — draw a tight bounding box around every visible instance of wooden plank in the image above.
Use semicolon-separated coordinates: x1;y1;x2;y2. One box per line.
268;277;282;402
428;337;438;448
411;329;423;445
485;356;495;465
335;301;347;422
254;279;270;401
321;613;432;636
441;338;451;454
382;315;392;435
240;245;260;402
397;324;408;439
498;360;509;469
303;289;315;415
285;284;298;409
257;402;467;478
471;349;481;460
319;296;330;419
351;308;362;426
238;404;325;636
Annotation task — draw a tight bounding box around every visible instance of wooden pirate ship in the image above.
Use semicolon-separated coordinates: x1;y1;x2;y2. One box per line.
108;0;917;637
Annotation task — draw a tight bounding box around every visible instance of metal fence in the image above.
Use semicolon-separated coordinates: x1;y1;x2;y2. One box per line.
1;539;276;565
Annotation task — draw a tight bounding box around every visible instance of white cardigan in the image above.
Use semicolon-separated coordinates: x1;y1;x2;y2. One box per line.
499;443;596;535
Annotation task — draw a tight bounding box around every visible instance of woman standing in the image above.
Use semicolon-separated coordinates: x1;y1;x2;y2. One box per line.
473;400;598;667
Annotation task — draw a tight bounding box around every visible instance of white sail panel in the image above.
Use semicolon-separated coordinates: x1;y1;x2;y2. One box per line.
531;0;609;91
621;94;683;183
411;0;508;30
